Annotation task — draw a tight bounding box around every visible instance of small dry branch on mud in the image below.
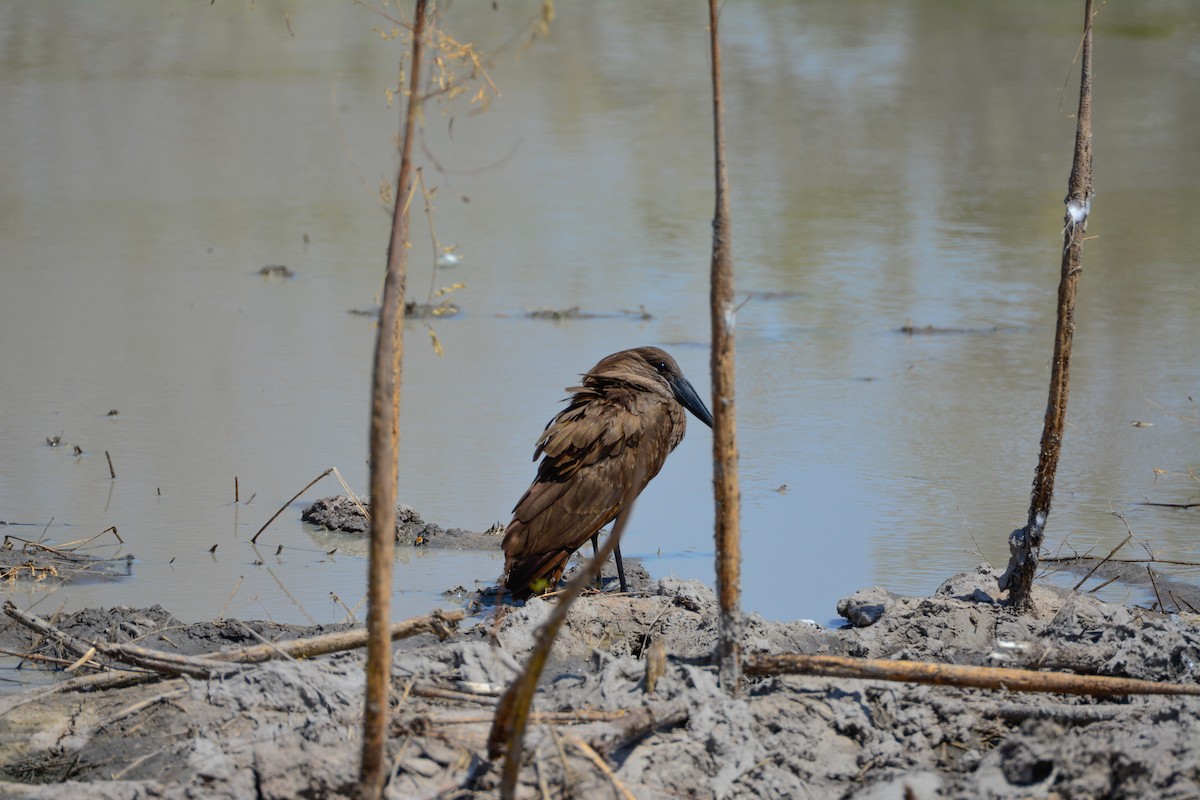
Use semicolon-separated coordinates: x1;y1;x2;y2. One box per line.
0;600;463;715
744;652;1200;698
1;530;131;586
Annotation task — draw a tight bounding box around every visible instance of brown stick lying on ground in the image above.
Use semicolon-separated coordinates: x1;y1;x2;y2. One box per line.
0;600;463;714
745;652;1200;697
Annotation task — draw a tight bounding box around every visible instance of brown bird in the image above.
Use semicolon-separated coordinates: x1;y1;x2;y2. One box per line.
502;346;713;600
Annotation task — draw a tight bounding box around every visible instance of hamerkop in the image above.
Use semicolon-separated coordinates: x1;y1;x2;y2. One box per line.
502;346;713;600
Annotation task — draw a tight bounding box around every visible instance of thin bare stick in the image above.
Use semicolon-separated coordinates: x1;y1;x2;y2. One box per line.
1071;533;1131;591
105;450;116;479
708;0;742;697
3;536;76;558
1171;592;1199;614
218;576;244;618
567;737;637;800
744;652;1200;697
1;600;463;687
1046;556;1195;568
1086;575;1120;594
0;669;150;716
331;467;370;520
330;592;358;624
111;747;169;782
1147;566;1167;612
64;646;100;673
264;565;318;626
250;467;333;543
534;751;552;800
99;687;189;728
231;619;297;663
1047;556;1200;567
48;527;124;551
0;647;101;670
360;8;427;795
2;600;112;663
1002;0;1096;612
79;526;124;547
408;686;494;706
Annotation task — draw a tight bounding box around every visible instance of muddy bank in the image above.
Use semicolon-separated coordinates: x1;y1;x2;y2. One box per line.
2;565;1199;799
301;496;504;550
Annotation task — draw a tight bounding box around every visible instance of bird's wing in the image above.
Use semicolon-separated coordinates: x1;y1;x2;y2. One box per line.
502;389;677;564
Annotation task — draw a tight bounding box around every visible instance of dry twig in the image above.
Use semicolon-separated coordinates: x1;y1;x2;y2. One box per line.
251;467;334;543
745;652;1200;697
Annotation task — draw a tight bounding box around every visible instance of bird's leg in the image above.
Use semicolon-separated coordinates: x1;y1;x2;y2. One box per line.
607;512;628;593
588;527;628;592
614;540;628;593
590;530;627;592
590;534;603;590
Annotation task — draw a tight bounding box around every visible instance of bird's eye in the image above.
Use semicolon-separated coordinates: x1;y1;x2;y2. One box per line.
655;361;668;373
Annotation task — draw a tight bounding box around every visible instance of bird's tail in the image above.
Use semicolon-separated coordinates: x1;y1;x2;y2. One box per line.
504;549;572;601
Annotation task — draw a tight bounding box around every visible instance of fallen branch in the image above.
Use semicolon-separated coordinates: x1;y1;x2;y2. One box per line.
0;600;464;706
745;652;1200;697
0;647;105;670
1137;501;1200;510
0;668;151;717
4;600;461;671
3;536;89;560
1044;555;1200;567
206;609;462;664
409;681;502;706
99;686;189;728
2;600;125;670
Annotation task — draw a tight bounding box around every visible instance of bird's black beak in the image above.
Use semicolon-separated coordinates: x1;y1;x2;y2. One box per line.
672;375;714;429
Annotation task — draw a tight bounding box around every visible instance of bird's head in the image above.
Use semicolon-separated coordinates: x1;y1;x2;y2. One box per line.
590;346;714;428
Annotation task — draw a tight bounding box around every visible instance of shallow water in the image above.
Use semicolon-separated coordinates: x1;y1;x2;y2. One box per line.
2;2;1199;644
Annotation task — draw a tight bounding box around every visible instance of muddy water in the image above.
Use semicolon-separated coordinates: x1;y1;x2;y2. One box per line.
2;2;1198;643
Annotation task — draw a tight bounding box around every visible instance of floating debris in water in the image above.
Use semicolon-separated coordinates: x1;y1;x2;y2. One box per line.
526;306;653;322
898;322;1014;335
258;264;295;279
348;301;461;318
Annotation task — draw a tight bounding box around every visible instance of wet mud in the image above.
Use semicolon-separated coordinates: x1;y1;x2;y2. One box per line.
2;562;1199;799
301;496;504;549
